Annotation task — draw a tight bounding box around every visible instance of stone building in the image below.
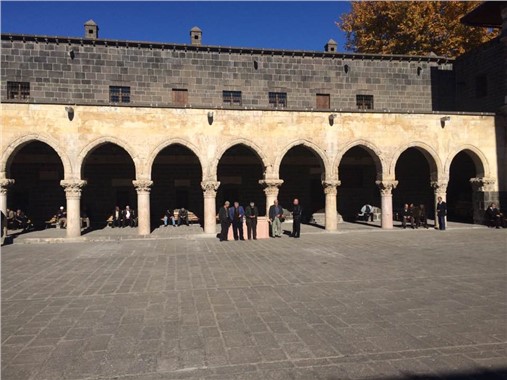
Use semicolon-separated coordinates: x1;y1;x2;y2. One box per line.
1;3;506;238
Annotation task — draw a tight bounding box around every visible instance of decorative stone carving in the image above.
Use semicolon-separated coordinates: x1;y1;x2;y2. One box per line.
133;179;153;193
470;177;495;192
259;179;284;196
322;180;341;195
376;180;398;195
431;180;448;194
60;180;87;198
201;181;220;197
0;179;15;195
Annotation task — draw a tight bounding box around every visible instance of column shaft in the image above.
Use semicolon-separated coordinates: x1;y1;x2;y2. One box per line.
61;180;87;238
133;180;153;235
0;179;15;215
201;181;220;234
376;180;398;230
323;181;340;231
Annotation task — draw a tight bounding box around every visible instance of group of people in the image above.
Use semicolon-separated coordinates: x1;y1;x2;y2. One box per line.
400;203;430;229
111;205;137;228
485;203;506;229
5;208;31;230
217;198;302;241
162;208;190;227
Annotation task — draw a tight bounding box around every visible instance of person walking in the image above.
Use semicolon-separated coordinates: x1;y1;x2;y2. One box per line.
218;201;231;241
268;199;283;238
291;198;302;238
245;201;258;240
436;196;447;230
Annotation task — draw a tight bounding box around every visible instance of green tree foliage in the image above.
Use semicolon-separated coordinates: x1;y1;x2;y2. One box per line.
338;1;498;56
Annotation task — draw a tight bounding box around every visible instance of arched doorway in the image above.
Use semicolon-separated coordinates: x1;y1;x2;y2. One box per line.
447;151;479;223
279;145;325;223
338;146;380;221
6;141;65;229
81;143;136;227
150;144;203;226
216;144;265;214
394;148;435;221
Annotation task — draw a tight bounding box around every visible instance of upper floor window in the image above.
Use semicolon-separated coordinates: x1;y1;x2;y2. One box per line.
172;89;188;106
7;82;30;100
223;90;242;106
475;75;488;98
356;94;374;110
316;94;330;109
109;86;130;103
269;92;287;108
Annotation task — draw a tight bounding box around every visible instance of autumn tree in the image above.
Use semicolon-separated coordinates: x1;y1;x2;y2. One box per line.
338;1;498;56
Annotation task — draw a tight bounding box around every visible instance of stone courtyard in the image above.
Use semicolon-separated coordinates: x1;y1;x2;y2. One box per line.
1;225;506;379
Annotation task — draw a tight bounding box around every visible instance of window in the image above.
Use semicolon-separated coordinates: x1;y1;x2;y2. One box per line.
172;89;188;106
269;92;287;108
475;75;488;98
7;82;30;100
356;94;374;110
223;90;242;106
109;86;130;103
316;94;330;109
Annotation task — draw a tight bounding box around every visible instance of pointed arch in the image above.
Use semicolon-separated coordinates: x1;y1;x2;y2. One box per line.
390;142;442;181
273;139;329;179
335;140;385;181
146;139;204;179
444;145;489;178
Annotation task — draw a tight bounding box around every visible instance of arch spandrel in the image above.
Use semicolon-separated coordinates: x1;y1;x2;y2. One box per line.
209;138;269;181
146;139;204;180
77;137;141;179
444;145;490;179
273;139;330;179
389;142;443;181
1;134;73;179
334;140;385;181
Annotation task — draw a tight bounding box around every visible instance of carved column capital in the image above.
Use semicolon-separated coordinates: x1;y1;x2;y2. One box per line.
470;177;495;192
259;179;284;196
133;179;153;193
61;179;87;198
322;180;341;195
0;179;15;195
201;181;220;198
376;180;398;195
431;180;448;194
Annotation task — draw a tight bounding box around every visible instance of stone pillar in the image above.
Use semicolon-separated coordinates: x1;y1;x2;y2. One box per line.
322;180;340;231
0;179;15;215
431;180;448;229
259;179;284;216
61;180;87;238
133;179;153;235
376;180;398;229
201;180;220;234
470;177;496;224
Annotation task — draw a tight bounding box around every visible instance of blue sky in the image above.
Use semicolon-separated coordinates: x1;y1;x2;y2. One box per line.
1;1;351;51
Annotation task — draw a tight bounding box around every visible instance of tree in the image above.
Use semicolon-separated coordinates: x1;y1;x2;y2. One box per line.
337;1;498;56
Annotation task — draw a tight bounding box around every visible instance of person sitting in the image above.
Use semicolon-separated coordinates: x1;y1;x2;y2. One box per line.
81;209;90;230
163;209;176;227
112;206;122;228
122;205;136;227
401;203;414;229
357;204;373;222
413;204;428;229
177;207;189;226
6;208;15;229
57;206;67;229
14;209;29;230
485;203;503;229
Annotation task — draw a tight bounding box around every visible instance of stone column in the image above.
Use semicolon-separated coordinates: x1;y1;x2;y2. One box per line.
201;180;220;234
376;180;398;229
133;179;153;235
61;180;87;238
431;180;448;229
470;177;496;224
259;179;284;216
322;180;340;231
0;179;15;215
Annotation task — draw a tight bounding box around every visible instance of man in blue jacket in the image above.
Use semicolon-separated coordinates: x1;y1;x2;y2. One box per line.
229;201;245;240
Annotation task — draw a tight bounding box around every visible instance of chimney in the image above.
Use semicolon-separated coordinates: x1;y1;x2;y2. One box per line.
84;19;99;39
190;26;202;46
325;39;337;52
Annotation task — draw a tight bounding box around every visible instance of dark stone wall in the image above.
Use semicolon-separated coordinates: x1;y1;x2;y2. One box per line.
1;35;455;112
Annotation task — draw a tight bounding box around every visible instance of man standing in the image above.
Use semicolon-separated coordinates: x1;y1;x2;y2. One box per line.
229;201;245;240
436;196;447;230
218;201;231;241
268;199;283;238
245;201;258;240
291;198;302;238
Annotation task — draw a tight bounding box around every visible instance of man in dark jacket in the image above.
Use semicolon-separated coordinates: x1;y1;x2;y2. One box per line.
245;201;258;240
291;198;302;238
268;199;283;238
122;205;136;227
401;203;414;229
485;203;503;228
178;208;189;226
436;196;447;230
218;201;231;241
228;201;245;240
